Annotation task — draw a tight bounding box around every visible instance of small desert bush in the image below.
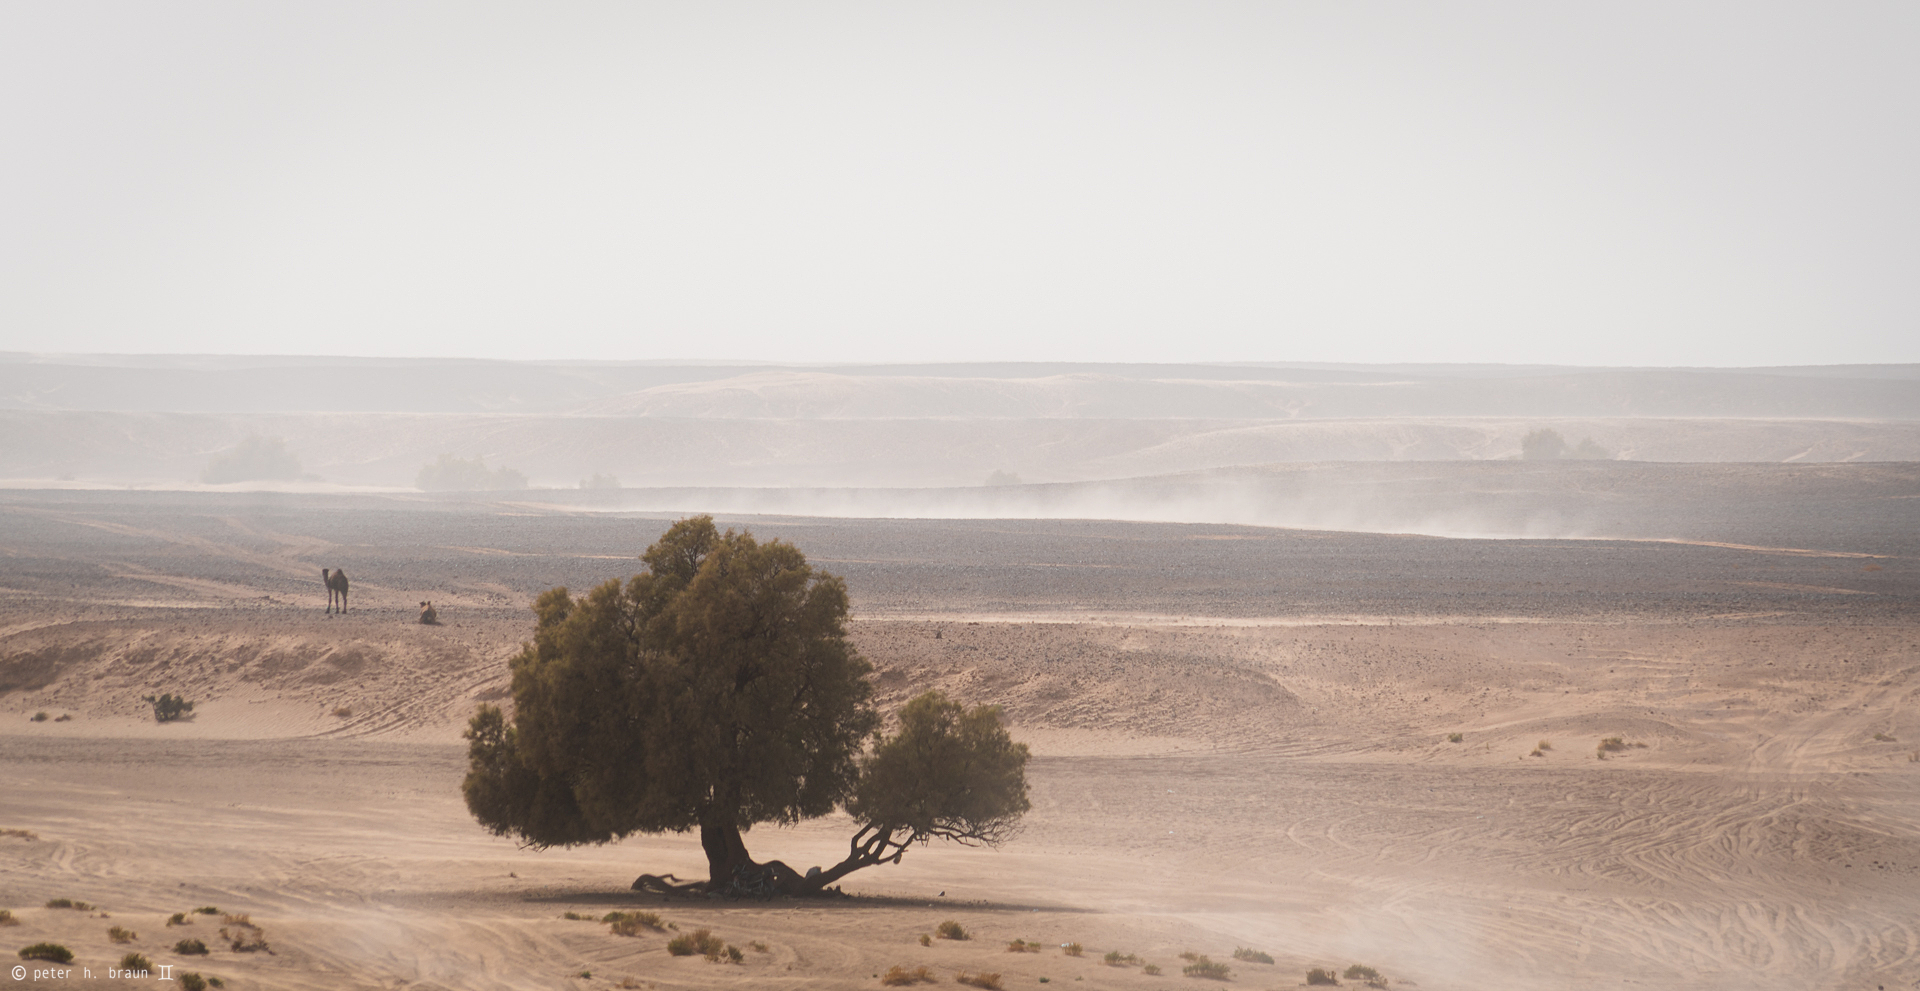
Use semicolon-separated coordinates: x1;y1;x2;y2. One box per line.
665;928;724;958
1062;942;1082;957
562;911;589;921
1873;732;1897;742
119;951;153;971
332;707;353;718
31;712;48;722
19;942;75;962
54;714;71;722
144;694;194;723
220;922;269;953
1006;939;1040;953
1344;963;1386;987
194;907;220;915
179;973;208;991
45;898;92;910
167;913;188;926
174;937;210;955
0;829;37;840
1537;740;1553;751
0;910;15;927
1103;950;1140;966
749;941;769;953
1447;732;1463;743
955;972;1003;990
722;944;743;964
1598;737;1626;752
1142;963;1161;975
109;925;137;943
881;964;938;985
1233;946;1273;964
604;910;665;936
919;933;932;946
1182;955;1231;979
1306;967;1341;985
935;920;970;941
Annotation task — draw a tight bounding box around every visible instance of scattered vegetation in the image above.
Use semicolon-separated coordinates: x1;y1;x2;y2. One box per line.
1537;740;1553;750
119;951;153;972
219;914;269;953
0;829;37;841
1062;942;1082;957
0;911;15;927
1597;737;1647;753
173;938;210;956
30;712;48;722
1873;732;1897;742
45;899;92;911
178;973;209;991
19;943;74;963
194;907;219;915
955;972;1004;989
108;925;137;943
416;454;528;492
55;714;71;722
1102;950;1141;966
749;941;769;953
333;707;353;718
603;910;665;936
1344;963;1387;988
1006;939;1041;953
561;911;590;921
167;913;188;926
1447;732;1463;743
936;920;970;941
723;944;744;964
919;933;932;947
202;435;305;484
881;964;939;985
1142;963;1161;975
1307;967;1341;985
1182;955;1231;979
1233;947;1273;964
143;694;194;723
665;928;725;958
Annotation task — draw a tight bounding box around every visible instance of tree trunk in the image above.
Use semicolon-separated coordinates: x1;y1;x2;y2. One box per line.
700;822;754;886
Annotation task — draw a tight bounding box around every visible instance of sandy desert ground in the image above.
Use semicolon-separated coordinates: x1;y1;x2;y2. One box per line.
2;486;1917;991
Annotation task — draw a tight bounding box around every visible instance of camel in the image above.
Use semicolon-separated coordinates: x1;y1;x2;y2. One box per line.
418;601;440;625
323;568;349;614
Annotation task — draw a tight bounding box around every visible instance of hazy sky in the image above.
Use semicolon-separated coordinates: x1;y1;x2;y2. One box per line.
2;2;1914;366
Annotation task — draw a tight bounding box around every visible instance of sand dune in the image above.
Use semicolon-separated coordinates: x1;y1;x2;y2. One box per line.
2;492;1917;990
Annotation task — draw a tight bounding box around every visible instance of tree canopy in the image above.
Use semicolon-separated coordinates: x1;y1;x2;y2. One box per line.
462;516;1029;896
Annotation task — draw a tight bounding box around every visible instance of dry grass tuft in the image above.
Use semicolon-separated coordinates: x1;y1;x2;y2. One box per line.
173;938;210;956
119;951;153;972
1102;950;1141;966
665;928;724;958
108;925;138;943
1006;939;1041;953
0;829;37;841
1344;963;1387;987
167;913;188;926
919;933;932;947
1142;964;1161;976
881;964;939;985
1873;732;1896;742
1537;740;1553;750
1062;942;1082;957
955;971;1003;989
1182;955;1231;979
45;898;93;911
1306;967;1340;985
935;920;970;941
0;910;16;927
1446;732;1463;743
603;910;665;936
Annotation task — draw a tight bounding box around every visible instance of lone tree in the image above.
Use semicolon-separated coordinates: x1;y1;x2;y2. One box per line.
462;516;1029;897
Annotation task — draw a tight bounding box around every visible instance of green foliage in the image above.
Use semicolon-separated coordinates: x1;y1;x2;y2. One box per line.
18;943;74;963
1521;429;1566;460
173;938;209;955
179;973;208;991
850;692;1030;847
1307;967;1341;985
143;694;194;723
463;517;876;854
119;951;153;971
1182;956;1231;979
416;454;528;492
1233;947;1273;964
935;920;969;941
202;435;303;484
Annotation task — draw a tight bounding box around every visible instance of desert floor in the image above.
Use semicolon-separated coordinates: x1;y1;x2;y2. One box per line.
1;489;1917;991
